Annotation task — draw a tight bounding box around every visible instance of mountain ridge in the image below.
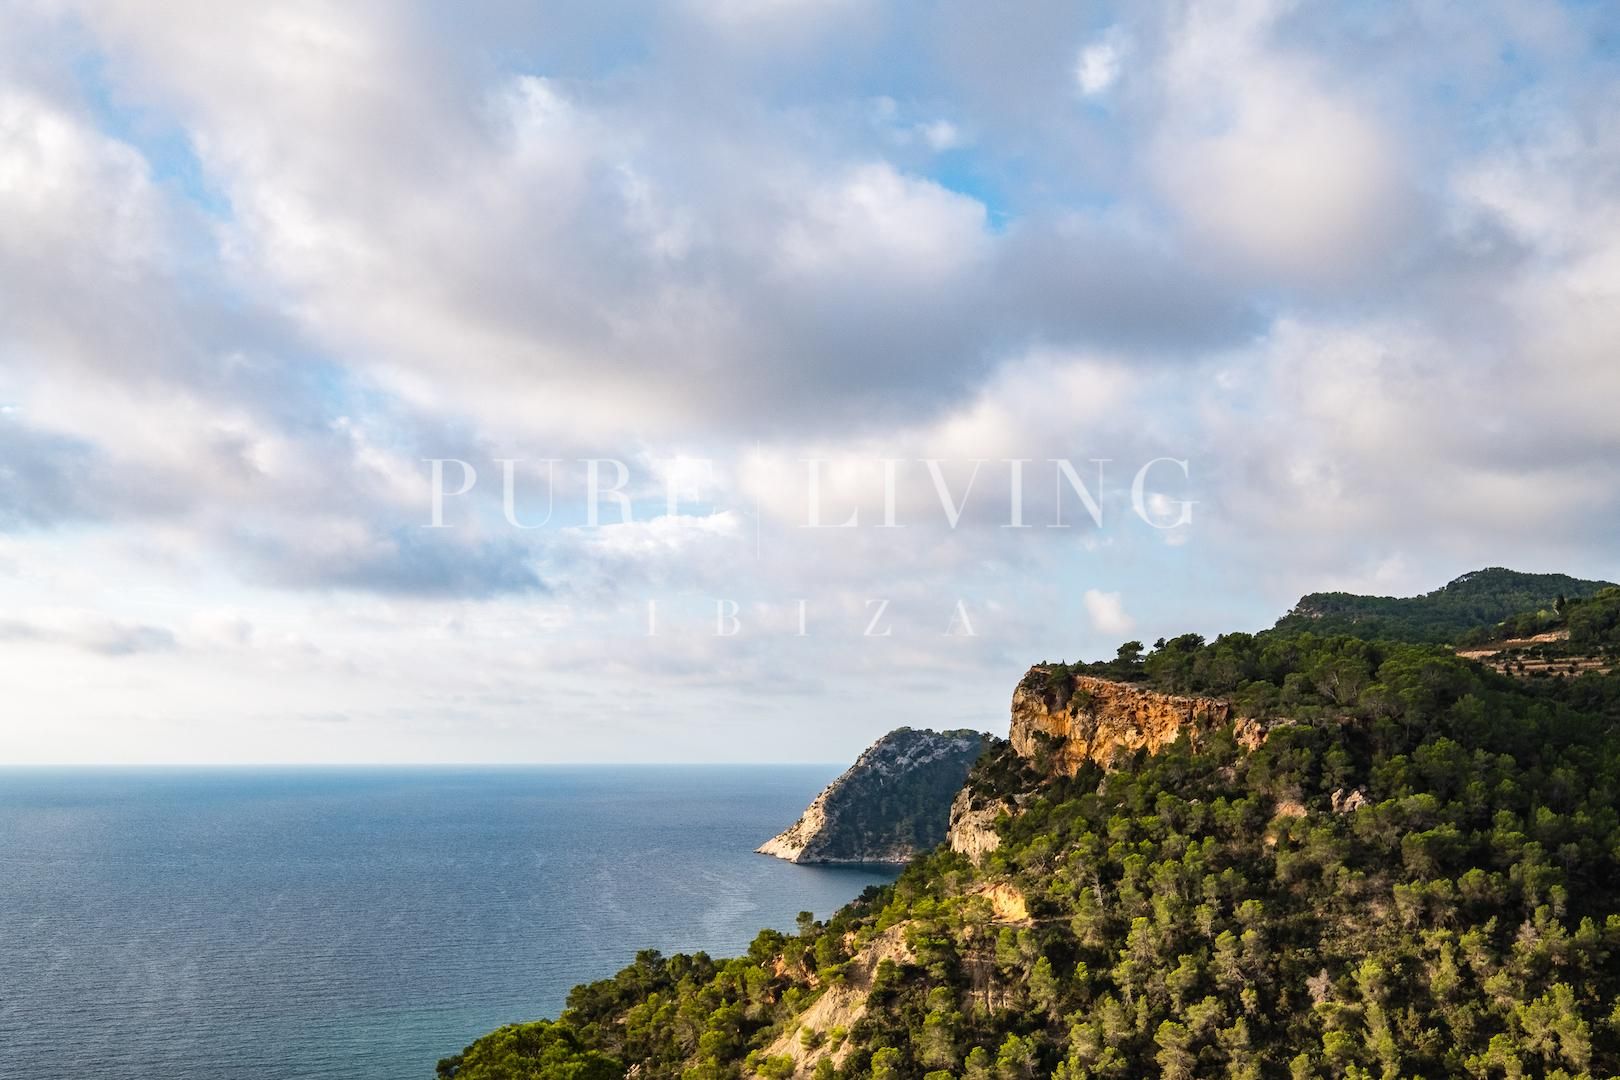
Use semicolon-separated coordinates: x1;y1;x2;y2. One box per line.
1273;566;1615;644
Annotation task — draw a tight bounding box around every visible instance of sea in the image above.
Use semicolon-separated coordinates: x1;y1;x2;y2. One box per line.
0;766;899;1080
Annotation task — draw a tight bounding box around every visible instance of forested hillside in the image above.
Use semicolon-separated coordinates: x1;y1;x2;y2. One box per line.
437;575;1620;1080
1273;568;1614;644
758;729;992;864
1458;587;1620;650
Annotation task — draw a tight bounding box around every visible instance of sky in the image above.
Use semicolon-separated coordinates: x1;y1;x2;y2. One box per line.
2;0;1618;764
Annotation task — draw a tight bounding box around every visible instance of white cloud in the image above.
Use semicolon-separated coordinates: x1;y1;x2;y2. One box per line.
576;512;742;560
1075;35;1124;96
0;90;168;272
920;119;965;151
1149;2;1407;279
868;98;969;152
1083;589;1134;636
776;162;989;281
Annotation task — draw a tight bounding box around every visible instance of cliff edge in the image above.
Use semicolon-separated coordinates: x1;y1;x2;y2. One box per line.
1009;668;1261;776
947;669;1269;860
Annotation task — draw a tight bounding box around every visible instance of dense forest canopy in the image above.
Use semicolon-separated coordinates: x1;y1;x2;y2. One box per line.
437;570;1620;1080
1456;587;1620;649
1272;568;1615;645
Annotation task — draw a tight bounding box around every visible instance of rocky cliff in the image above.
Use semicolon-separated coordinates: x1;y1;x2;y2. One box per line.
946;669;1268;860
946;785;1013;862
757;727;990;864
1009;669;1258;776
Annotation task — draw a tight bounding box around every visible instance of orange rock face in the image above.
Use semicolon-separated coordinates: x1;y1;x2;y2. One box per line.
1009;671;1238;776
973;882;1031;924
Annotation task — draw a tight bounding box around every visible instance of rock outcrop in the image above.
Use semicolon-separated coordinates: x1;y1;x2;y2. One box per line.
1009;670;1245;777
757;727;991;864
971;881;1030;925
753;923;916;1078
946;786;1010;862
946;671;1272;863
1331;786;1369;813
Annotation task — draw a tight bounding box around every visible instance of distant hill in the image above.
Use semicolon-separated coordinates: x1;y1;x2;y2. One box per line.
1272;566;1616;644
755;728;992;865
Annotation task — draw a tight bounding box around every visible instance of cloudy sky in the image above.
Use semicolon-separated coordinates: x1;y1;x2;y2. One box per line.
3;1;1618;764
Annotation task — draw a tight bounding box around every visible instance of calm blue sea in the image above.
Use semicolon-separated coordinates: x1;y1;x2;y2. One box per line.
0;766;898;1080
